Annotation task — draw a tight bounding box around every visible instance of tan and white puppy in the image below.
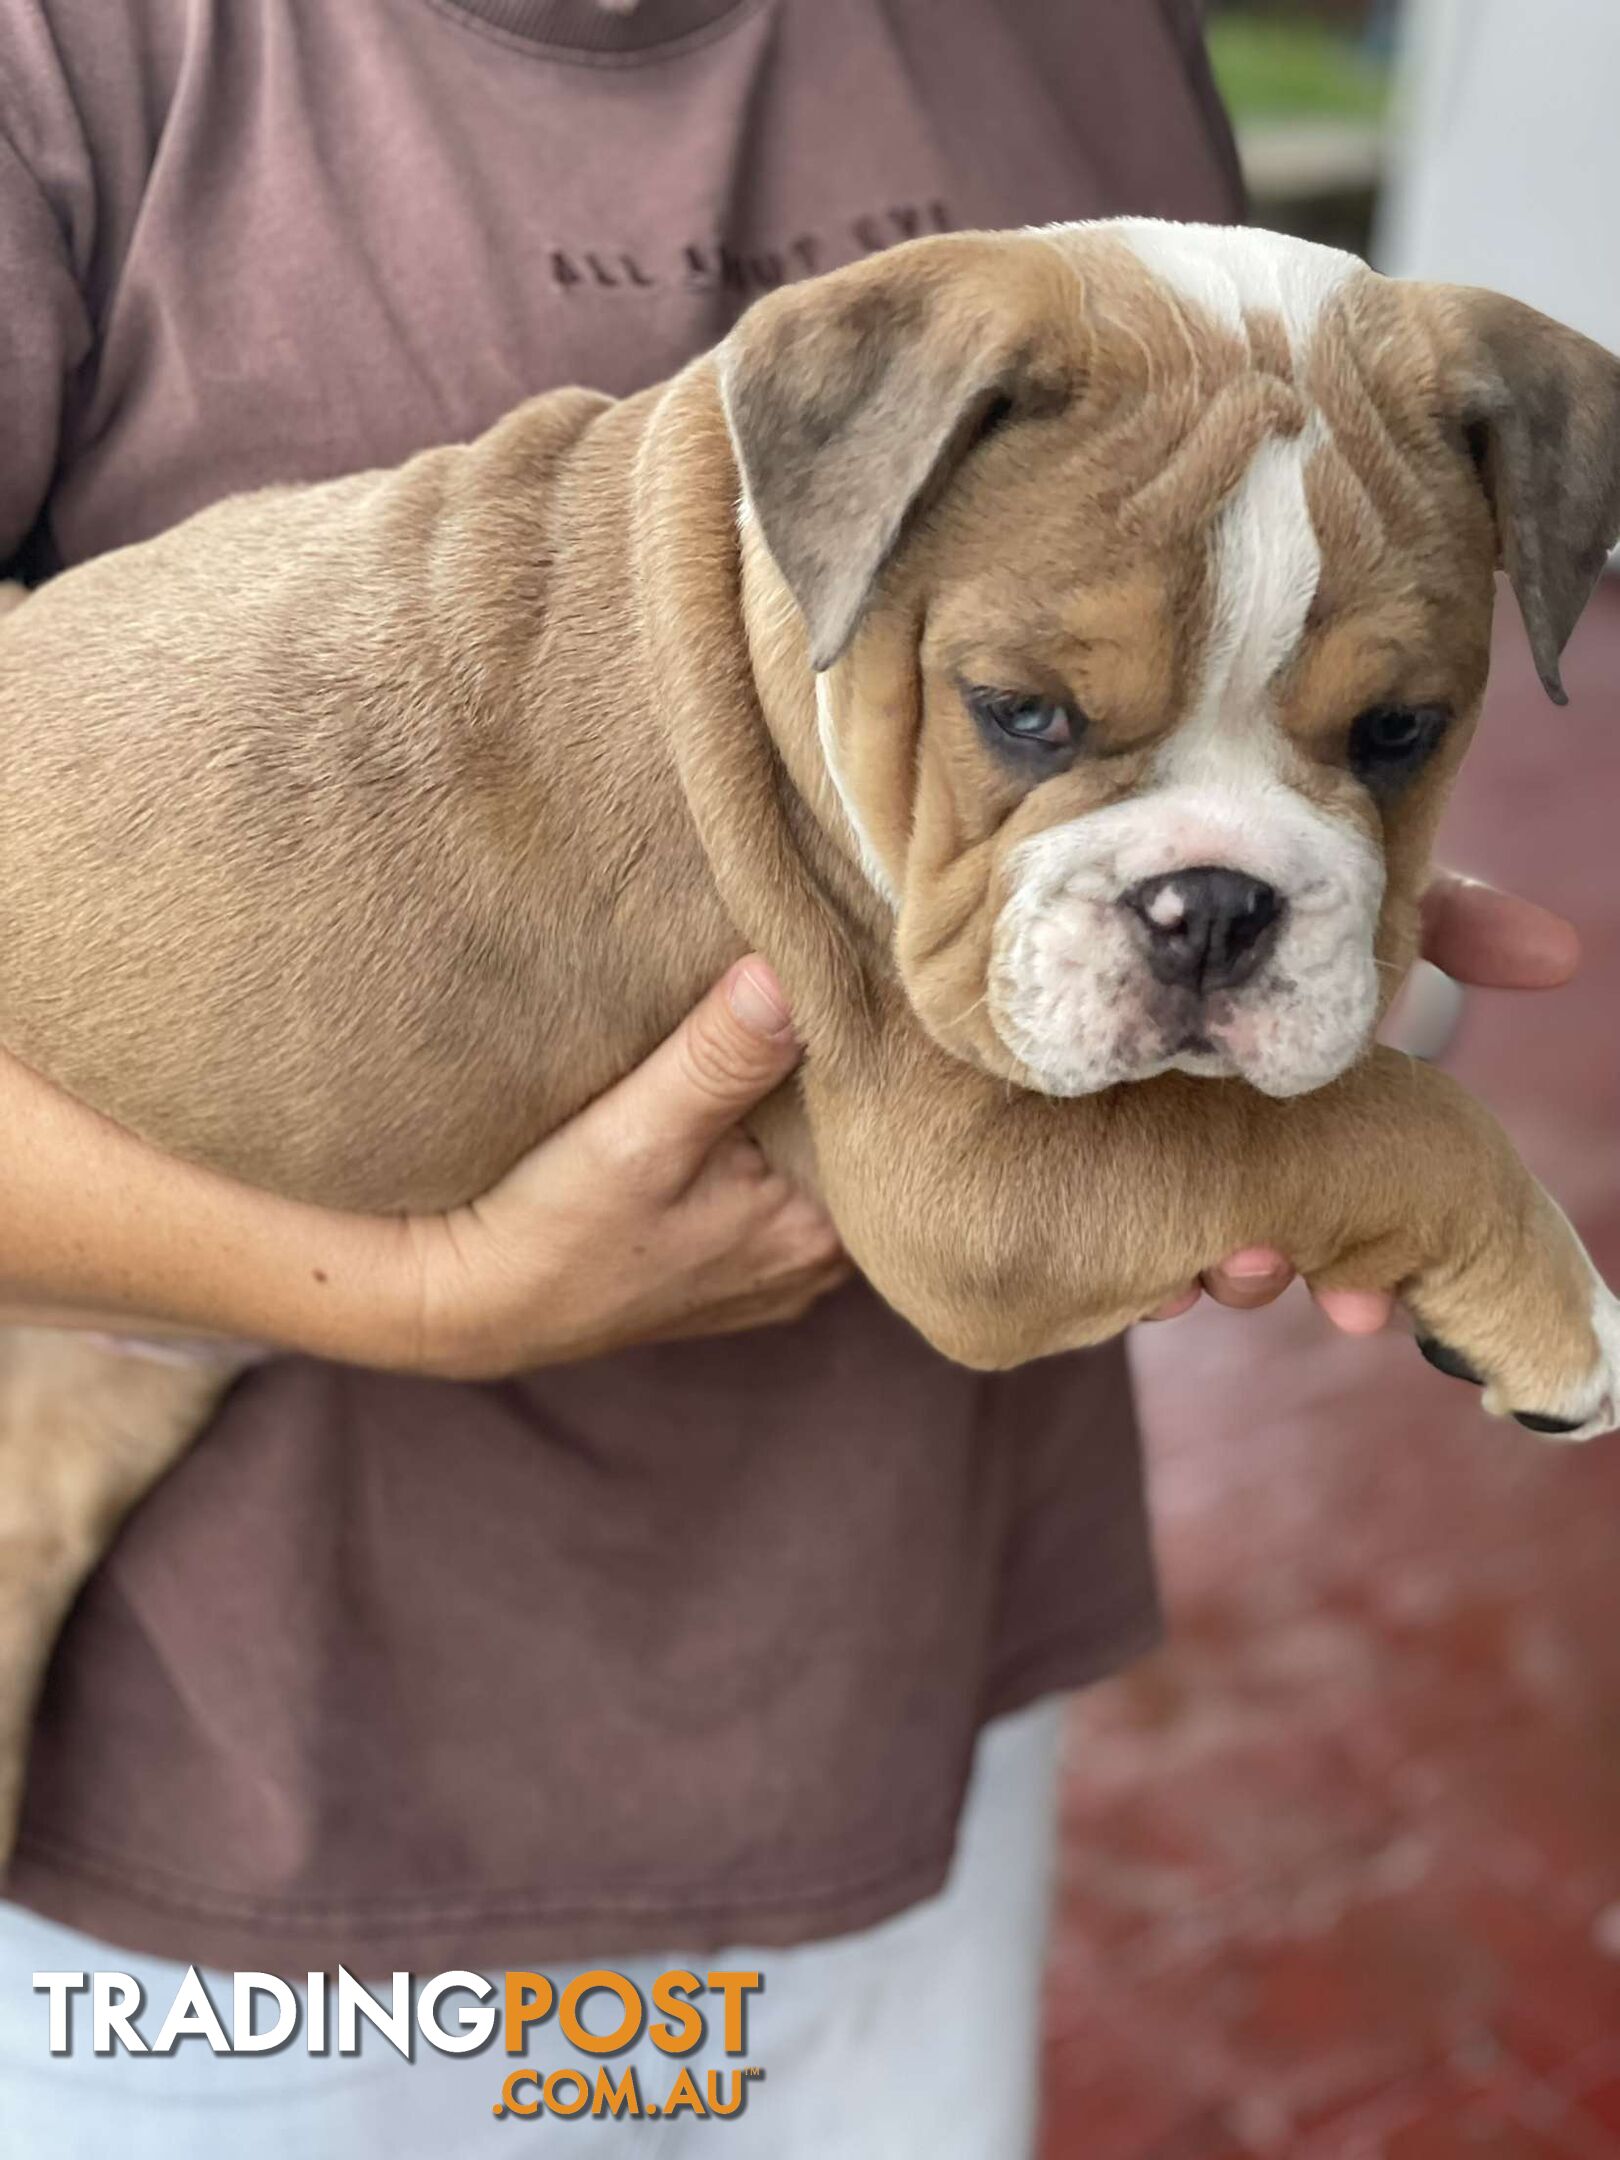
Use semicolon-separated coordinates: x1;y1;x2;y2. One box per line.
1;220;1619;1855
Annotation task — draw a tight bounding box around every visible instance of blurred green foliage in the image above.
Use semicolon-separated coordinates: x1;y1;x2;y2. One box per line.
1207;11;1391;123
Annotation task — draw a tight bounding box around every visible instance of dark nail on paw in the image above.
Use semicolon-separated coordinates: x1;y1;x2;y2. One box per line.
1514;1410;1585;1436
1417;1336;1485;1387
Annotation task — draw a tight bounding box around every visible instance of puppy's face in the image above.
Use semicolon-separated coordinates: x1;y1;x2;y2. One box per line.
834;228;1494;1096
723;223;1620;1095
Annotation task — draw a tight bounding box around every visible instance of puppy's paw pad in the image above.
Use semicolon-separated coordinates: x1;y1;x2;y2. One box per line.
1514;1410;1588;1436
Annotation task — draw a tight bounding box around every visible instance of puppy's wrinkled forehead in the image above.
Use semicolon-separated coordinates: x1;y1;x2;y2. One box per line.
722;216;1620;706
1026;222;1455;685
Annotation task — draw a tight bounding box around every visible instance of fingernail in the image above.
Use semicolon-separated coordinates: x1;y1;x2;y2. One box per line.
1148;1287;1202;1321
1321;1290;1393;1337
727;960;796;1041
1222;1248;1287;1281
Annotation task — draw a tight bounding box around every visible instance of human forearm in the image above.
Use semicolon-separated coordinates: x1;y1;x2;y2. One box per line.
0;961;846;1379
0;1045;418;1364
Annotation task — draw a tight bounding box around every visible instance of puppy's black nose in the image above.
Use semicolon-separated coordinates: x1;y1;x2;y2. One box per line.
1123;867;1284;994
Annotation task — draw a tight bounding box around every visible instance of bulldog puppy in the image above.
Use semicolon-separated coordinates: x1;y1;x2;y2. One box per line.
2;221;1619;1854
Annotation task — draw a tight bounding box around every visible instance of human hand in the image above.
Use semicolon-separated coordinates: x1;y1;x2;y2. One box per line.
1145;873;1581;1333
403;959;849;1379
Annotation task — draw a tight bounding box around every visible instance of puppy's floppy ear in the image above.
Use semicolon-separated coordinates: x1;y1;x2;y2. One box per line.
716;232;1075;672
1440;286;1620;705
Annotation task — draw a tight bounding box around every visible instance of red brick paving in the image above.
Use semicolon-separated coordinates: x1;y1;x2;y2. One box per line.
1040;585;1620;2159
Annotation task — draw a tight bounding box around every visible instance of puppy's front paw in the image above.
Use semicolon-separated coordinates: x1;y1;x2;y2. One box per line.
1527;1278;1620;1439
1419;1276;1620;1442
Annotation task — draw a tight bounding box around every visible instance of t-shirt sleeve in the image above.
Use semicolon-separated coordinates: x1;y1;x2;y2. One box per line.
0;13;96;571
1156;0;1247;222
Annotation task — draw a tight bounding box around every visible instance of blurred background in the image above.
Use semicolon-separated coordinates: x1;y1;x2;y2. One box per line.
1039;4;1620;2155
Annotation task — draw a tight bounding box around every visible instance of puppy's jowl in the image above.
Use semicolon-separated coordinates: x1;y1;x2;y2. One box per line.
2;220;1619;1849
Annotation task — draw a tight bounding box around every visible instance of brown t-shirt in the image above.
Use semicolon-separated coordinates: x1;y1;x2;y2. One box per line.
0;0;1241;1971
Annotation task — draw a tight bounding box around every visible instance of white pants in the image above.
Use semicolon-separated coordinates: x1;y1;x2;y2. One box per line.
0;1698;1061;2160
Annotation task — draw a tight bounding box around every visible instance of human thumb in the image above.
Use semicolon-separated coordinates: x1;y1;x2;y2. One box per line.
591;957;802;1181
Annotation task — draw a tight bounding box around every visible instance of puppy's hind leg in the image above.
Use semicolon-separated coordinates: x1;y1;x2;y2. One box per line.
0;1328;241;1863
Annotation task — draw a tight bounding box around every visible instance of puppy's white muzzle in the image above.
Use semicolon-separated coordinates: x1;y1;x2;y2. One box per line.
987;782;1385;1097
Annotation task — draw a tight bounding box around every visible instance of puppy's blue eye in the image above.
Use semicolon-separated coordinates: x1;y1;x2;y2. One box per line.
967;686;1080;750
1349;704;1449;786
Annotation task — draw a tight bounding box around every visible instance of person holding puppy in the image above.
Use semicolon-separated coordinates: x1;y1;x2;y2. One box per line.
0;1;1581;2152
